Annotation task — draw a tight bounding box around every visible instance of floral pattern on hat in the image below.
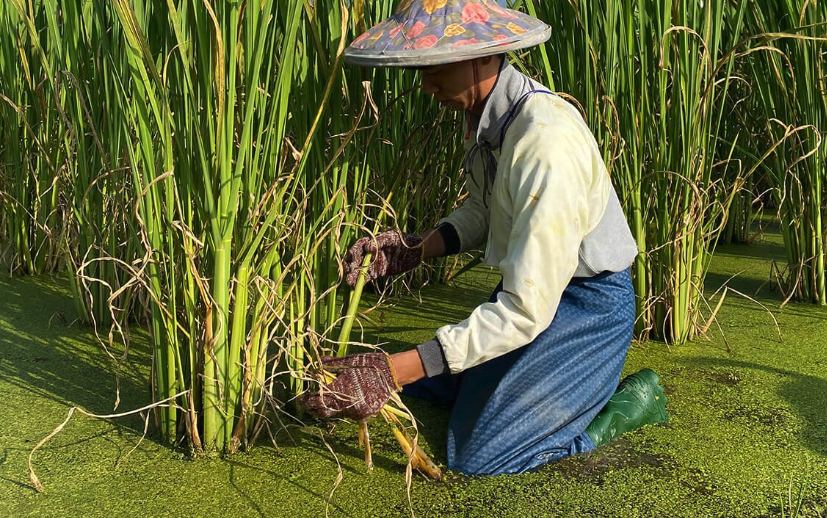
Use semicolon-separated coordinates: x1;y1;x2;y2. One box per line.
423;0;448;14
344;0;550;67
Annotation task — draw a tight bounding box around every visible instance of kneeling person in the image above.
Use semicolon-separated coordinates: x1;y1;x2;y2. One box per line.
302;0;668;476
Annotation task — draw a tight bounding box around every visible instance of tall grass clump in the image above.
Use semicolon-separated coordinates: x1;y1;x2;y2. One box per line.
1;0;461;454
0;0;142;328
102;0;404;451
743;0;826;304
0;0;65;276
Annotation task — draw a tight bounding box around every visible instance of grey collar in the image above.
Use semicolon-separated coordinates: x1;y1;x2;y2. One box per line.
461;59;553;202
467;59;548;150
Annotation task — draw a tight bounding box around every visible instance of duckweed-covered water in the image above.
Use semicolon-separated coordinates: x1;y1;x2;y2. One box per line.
1;227;825;517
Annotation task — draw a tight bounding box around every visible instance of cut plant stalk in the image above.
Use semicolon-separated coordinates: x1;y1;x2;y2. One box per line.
380;404;442;480
357;419;373;470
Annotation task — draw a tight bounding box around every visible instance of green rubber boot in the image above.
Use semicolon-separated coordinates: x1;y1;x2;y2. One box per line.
585;368;669;448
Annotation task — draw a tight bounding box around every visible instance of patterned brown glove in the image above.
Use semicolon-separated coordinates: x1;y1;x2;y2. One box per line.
343;230;423;287
300;353;401;421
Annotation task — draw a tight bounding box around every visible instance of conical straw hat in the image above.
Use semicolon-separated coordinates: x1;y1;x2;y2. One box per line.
344;0;550;67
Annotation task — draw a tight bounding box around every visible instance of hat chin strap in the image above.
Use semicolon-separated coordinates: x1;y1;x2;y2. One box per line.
471;59;480;111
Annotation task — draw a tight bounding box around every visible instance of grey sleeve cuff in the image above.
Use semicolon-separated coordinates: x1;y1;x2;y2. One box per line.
416;338;450;378
436;223;461;257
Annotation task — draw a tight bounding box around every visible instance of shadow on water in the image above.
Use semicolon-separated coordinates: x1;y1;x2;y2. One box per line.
362;292;486;330
706;230;788;299
0;276;151;437
358;272;500;354
704;271;787;304
712;235;787;263
546;437;675;479
364;268;498;318
683;357;827;458
398;396;451;461
226;453;354;517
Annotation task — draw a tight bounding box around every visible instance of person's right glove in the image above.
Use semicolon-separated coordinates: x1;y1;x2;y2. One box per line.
299;352;401;421
343;230;423;287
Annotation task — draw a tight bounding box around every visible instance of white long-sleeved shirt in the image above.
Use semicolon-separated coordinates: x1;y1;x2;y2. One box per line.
432;62;638;374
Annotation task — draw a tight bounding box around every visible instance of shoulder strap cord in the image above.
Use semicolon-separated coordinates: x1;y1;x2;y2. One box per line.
462;88;557;207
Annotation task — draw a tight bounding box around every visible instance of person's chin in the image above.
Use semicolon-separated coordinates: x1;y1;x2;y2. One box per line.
437;99;461;110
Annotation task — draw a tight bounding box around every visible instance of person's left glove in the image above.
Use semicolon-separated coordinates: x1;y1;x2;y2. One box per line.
299;352;401;421
343;230;423;287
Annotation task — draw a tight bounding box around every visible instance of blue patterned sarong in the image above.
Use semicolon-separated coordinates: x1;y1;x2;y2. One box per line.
403;268;635;475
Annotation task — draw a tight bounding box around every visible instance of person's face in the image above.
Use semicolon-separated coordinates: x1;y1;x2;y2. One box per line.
420;60;479;111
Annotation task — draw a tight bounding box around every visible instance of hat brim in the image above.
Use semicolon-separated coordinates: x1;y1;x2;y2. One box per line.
344;26;550;67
